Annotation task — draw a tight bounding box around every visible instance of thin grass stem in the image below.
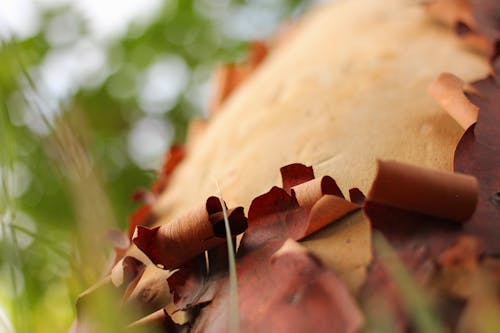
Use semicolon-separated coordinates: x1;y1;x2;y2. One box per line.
373;232;444;333
215;180;239;333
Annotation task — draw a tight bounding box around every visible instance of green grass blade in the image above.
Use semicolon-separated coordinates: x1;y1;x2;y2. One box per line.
372;232;445;333
215;181;239;333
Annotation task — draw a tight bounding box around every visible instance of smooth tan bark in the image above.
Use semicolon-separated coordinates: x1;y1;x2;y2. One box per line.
152;0;489;289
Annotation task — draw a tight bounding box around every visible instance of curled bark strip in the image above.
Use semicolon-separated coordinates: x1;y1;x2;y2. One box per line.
438;236;479;271
455;22;493;54
425;0;500;55
107;256;171;321
209;207;247;237
304;195;359;236
110;245;152;286
121;269;147;306
128;146;186;239
349;188;366;205
168;165;365;326
247;186;299;221
367;160;478;222
454;126;500;254
208;41;268;115
208;65;237;115
248;40;268;64
429;73;479;129
109;256;146;291
245;186;359;251
453;75;500;252
425;0;475;28
128;204;156;240
468;76;500;151
152;145;186;195
291;176;344;208
167;254;209;312
470;0;500;47
280;163;315;194
167;238;235;312
133;197;247;269
122;257;145;283
192;239;364;333
121;264;172;320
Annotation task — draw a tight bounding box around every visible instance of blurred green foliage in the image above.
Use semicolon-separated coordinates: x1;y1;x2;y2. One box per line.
0;0;307;331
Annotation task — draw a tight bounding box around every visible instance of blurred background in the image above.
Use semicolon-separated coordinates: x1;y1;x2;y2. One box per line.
0;0;321;331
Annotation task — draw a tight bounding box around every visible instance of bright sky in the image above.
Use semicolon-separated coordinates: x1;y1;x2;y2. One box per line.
0;0;162;41
0;0;311;170
0;0;176;170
